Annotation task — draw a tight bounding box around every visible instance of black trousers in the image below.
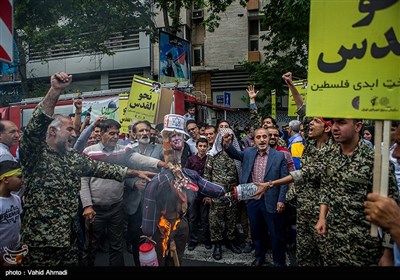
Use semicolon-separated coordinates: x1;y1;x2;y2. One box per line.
84;201;125;266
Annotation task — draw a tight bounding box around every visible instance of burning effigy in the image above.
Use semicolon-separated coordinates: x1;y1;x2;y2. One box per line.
141;114;225;266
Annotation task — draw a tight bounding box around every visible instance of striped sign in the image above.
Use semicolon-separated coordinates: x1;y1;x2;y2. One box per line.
0;0;13;63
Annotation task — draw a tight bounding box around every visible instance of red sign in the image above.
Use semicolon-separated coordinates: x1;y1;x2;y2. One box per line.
0;0;13;63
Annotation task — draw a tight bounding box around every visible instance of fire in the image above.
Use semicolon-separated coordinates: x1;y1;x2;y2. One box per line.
158;216;181;257
15;253;23;265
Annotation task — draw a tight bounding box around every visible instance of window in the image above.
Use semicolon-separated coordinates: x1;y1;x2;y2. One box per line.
29;30;140;60
193;45;203;66
248;19;268;51
249;20;259;36
249;40;259;51
249;20;259;51
176;25;191;41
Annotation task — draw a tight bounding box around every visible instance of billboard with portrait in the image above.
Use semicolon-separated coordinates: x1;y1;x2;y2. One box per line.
159;30;191;85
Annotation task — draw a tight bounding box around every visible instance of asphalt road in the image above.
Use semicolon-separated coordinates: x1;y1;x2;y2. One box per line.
94;242;296;267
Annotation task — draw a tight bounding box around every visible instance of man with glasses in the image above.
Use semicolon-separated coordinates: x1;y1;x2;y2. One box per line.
186;120;205;156
267;127;295;173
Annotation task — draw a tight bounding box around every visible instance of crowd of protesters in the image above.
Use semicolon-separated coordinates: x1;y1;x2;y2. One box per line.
0;70;399;267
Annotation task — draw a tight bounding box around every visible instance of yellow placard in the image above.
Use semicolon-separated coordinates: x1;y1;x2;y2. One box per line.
125;75;161;126
288;80;308;116
118;93;130;134
307;0;400;120
271;89;276;120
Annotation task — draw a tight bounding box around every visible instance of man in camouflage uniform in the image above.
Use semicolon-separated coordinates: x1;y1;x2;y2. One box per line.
292;117;336;266
316;119;398;266
204;128;242;260
19;72;155;266
259;118;398;266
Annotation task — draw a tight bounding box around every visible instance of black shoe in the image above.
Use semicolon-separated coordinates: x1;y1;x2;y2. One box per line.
286;242;296;252
212;244;222;260
188;241;198;251
204;241;212;250
251;259;265;267
242;241;253;254
225;241;241;254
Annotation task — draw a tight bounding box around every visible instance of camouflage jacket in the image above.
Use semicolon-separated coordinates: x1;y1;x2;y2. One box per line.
204;151;238;192
321;140;398;265
19;105;127;248
290;137;337;215
292;139;398;265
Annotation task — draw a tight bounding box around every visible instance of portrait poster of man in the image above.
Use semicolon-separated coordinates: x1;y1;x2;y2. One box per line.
159;31;191;85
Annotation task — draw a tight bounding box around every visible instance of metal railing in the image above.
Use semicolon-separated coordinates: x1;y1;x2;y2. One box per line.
28;31;140;61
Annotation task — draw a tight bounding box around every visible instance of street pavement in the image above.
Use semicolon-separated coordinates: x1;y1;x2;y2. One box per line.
95;242;296;267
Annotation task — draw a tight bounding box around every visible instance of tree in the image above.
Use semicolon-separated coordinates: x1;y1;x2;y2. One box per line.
242;0;310;117
13;0;246;98
15;0;156;57
155;0;248;35
14;0;156;97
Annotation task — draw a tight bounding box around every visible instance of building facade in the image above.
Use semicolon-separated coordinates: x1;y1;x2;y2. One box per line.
17;0;292;127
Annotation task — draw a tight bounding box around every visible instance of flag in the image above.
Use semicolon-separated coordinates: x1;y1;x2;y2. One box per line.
176;51;186;65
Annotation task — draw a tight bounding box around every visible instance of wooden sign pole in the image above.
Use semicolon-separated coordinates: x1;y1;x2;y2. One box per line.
370;120;390;237
380;121;390;196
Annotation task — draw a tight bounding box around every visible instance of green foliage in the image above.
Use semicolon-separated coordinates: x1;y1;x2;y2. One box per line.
25;80;52;99
242;0;309;117
154;0;247;34
14;0;156;60
13;0;156;98
13;0;243;98
14;0;245;61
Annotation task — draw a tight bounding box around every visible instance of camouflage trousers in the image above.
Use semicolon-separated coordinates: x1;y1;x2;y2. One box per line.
323;221;382;266
209;197;238;242
23;246;78;266
296;210;326;266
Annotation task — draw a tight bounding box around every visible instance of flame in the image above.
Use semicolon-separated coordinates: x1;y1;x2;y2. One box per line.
158;216;181;257
15;253;23;265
